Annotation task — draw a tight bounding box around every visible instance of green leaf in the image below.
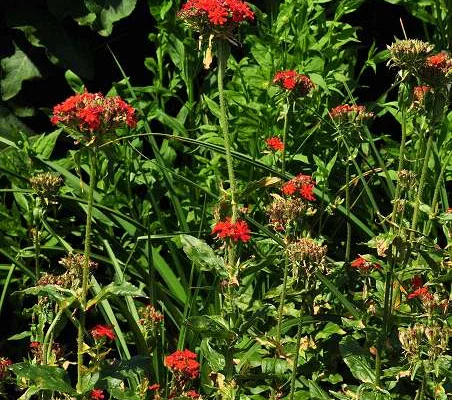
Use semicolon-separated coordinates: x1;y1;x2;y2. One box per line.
84;0;138;36
200;338;225;372
11;363;77;395
64;70;85;93
185;315;236;340
315;322;346;340
180;234;227;277
32;129;61;159
16;285;76;308
339;336;376;384
0;42;41;101
86;281;146;310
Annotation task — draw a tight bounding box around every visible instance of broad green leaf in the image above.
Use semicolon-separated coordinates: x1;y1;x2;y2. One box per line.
315;322;346;340
64;69;85;93
11;363;77;395
200;338;225;372
180;234;227;277
86;281;146;310
0;106;35;141
339;336;375;384
84;0;138;36
0;43;41;101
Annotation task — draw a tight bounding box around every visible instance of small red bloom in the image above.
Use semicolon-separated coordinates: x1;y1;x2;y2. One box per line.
186;390;201;398
350;255;381;272
281;174;316;201
273;70;314;96
91;324;116;341
0;357;12;380
265;137;284;151
149;384;160;391
329;104;374;122
411;275;423;290
212;218;251;242
408;286;433;301
165;349;200;379
90;389;105;400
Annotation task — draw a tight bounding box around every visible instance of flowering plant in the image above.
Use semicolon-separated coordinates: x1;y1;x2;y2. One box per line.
273;70;314;97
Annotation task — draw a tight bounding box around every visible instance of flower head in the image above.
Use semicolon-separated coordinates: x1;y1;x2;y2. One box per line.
212;218;251;242
387;39;434;71
0;357;12;380
420;52;452;86
149;383;160;391
91;324;116;341
165;349;200;380
281;174;316;202
51;91;137;146
178;0;254;36
90;389;105;400
350;255;381;272
273;70;314;96
329;104;374;123
408;286;433;301
265;136;284;151
186;390;201;398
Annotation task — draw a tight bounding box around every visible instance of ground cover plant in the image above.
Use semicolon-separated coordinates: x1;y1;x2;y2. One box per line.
0;0;451;399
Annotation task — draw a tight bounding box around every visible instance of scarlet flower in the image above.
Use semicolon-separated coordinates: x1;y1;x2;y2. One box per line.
149;384;160;391
0;357;12;380
281;174;316;201
407;286;433;301
265;137;284;151
90;389;105;400
212;218;251;242
411;275;423;290
186;390;201;398
350;255;381;272
421;52;452;86
178;0;254;29
91;324;116;341
273;70;314;96
51;91;137;145
165;349;200;379
329;104;374;121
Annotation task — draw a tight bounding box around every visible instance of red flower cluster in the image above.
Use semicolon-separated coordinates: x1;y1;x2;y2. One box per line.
90;389;105;400
421;52;452;86
51;91;137;143
265;136;284;151
0;357;12;380
273;70;314;96
178;0;254;28
186;390;201;398
407;276;433;301
212;218;251;242
329;104;374;121
149;383;160;391
350;255;381;272
281;174;316;201
91;324;116;341
165;349;200;379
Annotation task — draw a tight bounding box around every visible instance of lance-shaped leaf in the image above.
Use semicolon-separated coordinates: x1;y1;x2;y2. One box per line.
86;281;146;310
16;285;76;308
11;363;77;395
180;234;227;278
339;336;376;384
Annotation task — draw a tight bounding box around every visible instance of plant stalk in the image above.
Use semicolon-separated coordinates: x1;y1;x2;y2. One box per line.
76;148;96;393
281;100;290;175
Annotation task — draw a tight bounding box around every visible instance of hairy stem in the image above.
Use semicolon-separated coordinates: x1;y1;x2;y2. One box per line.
77;148;96;393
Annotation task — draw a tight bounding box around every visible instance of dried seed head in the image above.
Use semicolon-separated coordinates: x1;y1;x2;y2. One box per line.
30;172;63;204
397;169;417;190
387;39;434;71
59;254;98;274
267;195;313;231
286;237;327;266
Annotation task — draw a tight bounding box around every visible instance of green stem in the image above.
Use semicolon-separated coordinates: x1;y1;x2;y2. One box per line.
217;40;237;223
345;162;351;263
76;148;97;393
289;305;304;400
281;100;290;175
42;308;65;365
275;254;289;347
391;94;408;224
409;133;433;243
